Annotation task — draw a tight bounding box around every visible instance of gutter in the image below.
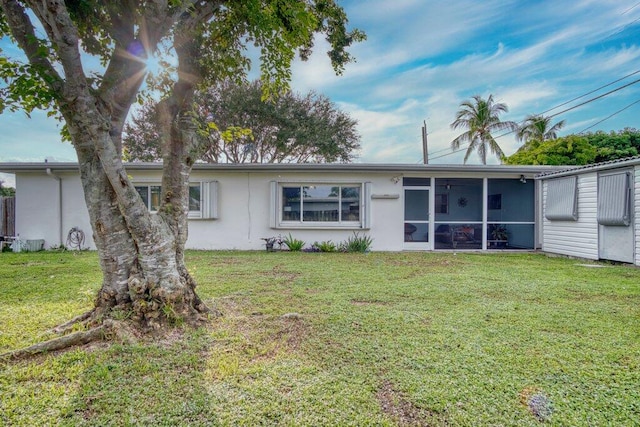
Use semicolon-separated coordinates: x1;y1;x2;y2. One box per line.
46;167;63;247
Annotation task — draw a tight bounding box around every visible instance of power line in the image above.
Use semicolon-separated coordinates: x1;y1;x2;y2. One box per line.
427;69;640;158
622;1;640;14
600;2;640;43
547;76;640;119
538;69;640;116
577;98;640;134
427;75;640;161
602;16;640;42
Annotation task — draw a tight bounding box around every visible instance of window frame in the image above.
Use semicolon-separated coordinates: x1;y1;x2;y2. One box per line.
272;181;370;229
133;181;218;219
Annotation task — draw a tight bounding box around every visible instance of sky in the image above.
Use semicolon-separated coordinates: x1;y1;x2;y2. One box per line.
1;0;640;188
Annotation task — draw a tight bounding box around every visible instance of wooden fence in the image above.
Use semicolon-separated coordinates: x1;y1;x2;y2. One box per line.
1;196;15;237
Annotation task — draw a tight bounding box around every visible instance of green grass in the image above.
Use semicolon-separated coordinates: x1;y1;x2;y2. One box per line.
1;250;639;426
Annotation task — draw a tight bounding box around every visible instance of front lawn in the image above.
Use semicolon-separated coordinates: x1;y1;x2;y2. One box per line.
1;251;638;426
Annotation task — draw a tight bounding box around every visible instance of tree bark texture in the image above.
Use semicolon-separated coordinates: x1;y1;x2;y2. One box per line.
0;0;212;331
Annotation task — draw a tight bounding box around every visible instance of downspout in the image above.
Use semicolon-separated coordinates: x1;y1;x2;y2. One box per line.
46;168;63;247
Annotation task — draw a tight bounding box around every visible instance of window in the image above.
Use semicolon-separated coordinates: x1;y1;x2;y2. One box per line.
598;172;631;226
188;184;201;212
545;176;578;221
134;182;218;219
272;182;370;228
135;185;162;211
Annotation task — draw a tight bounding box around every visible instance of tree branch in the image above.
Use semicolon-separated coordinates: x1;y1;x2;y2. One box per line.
26;0;88;102
0;0;63;92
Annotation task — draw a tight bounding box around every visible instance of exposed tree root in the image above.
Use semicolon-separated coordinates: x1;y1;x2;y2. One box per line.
49;309;95;335
1;321;111;361
2;302;219;362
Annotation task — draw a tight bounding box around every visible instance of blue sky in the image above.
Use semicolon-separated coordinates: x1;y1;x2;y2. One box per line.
1;0;640;187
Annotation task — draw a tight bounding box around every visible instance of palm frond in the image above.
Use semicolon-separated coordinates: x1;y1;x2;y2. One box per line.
450;94;511;164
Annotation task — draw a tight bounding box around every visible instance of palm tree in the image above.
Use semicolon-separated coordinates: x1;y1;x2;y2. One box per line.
516;114;565;143
450;95;517;164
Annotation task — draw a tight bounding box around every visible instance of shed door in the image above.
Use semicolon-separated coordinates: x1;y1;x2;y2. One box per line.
598;171;634;263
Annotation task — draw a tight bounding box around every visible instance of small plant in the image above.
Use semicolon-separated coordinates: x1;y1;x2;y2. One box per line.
283;234;305;251
261;236;284;251
162;303;185;326
314;240;337;252
340;232;373;253
490;224;508;241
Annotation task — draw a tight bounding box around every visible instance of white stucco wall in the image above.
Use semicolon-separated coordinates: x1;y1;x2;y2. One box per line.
15;172;94;249
542;172;599;260
8;165;549;252
187;170;404;251
13;169;410;251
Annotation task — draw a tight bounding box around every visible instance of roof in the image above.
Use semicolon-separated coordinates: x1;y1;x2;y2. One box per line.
0;161;566;175
535;155;640;179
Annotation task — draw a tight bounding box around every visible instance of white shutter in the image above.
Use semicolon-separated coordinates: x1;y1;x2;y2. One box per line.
363;182;372;229
269;181;277;228
202;181;219;219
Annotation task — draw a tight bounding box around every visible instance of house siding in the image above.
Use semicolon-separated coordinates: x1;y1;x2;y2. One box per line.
542;173;599;260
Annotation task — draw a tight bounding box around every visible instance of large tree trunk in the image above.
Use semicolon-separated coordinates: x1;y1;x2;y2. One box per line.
0;0;209;331
68;110;209;330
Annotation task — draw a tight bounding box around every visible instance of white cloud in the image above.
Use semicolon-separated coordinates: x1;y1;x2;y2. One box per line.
1;0;638;167
0;173;15;189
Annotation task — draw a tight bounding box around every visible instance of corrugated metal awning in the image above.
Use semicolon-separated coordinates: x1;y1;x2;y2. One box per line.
598;171;631;226
545;176;578;221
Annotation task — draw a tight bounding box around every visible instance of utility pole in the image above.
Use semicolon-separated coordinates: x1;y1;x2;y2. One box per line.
421;120;428;164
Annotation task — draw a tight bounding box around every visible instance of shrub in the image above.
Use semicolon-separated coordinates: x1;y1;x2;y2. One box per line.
314;240;337;252
283;234;305;252
340;232;373;253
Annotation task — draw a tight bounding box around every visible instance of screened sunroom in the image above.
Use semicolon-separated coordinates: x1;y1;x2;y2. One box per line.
403;176;536;250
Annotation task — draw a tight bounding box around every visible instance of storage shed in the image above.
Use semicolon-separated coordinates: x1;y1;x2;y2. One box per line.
537;156;640;265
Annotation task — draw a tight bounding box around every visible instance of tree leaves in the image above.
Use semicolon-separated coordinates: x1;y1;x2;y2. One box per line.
123;79;360;163
450;94;517;164
505;129;640;165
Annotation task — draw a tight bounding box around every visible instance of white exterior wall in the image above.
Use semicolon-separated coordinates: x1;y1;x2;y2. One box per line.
9;165;547;252
15;172;94;249
187;170;404;251
14;169;411;251
542;172;599;260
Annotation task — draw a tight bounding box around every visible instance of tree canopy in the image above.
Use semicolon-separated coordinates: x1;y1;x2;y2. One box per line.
0;180;15;196
505;128;640;165
124;79;361;163
0;0;364;353
450;94;517;164
516;114;565;143
587;128;640;162
504;135;597;165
